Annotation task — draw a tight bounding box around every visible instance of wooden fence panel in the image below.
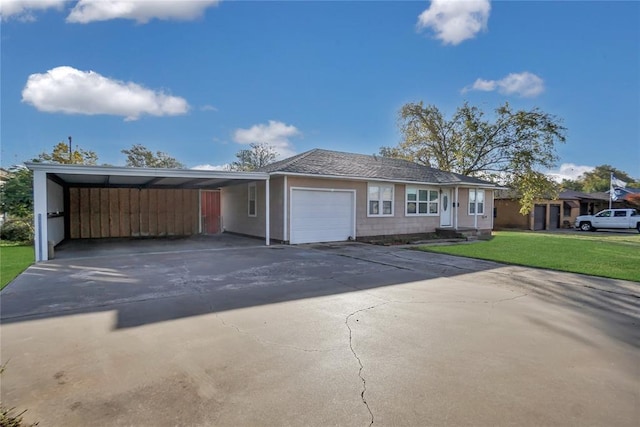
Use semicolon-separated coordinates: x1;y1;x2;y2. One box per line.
119;189;130;237
174;190;184;235
68;187;200;239
183;190;194;235
157;189;167;236
166;190;176;236
100;189;110;238
79;188;91;238
89;188;101;238
69;188;81;239
130;189;140;237
148;189;158;236
109;188;120;237
139;189;150;236
191;190;200;234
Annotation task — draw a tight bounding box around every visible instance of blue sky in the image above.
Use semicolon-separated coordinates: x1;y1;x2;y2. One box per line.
1;0;639;180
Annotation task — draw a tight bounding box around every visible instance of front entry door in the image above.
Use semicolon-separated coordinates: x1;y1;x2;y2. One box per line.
440;189;452;227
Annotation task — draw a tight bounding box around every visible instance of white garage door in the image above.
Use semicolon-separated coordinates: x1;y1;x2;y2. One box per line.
290;189;355;244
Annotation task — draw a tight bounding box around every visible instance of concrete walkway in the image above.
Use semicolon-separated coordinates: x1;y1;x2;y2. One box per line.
1;243;638;426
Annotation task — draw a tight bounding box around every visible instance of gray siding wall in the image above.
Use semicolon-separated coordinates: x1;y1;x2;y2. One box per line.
285;177;492;237
221;181;264;238
221;177;285;240
222;176;494;240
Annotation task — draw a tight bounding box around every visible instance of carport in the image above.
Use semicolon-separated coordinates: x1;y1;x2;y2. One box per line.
27;163;270;262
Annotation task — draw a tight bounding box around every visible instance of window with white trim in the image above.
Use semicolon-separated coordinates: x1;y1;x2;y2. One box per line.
368;183;394;216
406;187;439;215
469;189;484;215
248;183;257;217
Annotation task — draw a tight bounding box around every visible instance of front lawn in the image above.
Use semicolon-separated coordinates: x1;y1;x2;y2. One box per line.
417;231;640;282
1;244;34;290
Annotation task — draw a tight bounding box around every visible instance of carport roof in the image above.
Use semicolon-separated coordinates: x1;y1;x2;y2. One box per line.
26;162;269;189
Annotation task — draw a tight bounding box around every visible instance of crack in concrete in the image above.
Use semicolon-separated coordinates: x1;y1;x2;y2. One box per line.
492;293;529;305
345;303;388;427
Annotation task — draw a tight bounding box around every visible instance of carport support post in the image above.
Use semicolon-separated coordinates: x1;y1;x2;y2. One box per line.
265;177;270;246
33;170;48;262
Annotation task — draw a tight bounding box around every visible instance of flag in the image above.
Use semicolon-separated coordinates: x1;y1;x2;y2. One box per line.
612;176;627;189
610;175;627;201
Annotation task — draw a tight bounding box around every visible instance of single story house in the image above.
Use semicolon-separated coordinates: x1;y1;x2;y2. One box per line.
28;149;497;261
494;189;612;231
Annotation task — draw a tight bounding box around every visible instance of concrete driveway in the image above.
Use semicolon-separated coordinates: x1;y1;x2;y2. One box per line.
1;242;638;426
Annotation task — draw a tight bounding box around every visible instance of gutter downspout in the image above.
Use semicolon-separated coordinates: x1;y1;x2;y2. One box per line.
283;176;288;242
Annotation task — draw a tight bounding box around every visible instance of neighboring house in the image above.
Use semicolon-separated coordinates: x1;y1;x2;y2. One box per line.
608;187;640;204
494;189;611;231
27;149;497;261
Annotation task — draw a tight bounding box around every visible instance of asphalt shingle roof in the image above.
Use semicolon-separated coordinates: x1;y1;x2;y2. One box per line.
257;149;495;186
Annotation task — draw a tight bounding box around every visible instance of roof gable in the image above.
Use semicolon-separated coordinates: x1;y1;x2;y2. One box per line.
258;149;494;186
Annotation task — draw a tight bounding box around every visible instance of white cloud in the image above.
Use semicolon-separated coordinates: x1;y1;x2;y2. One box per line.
463;72;545;97
233;120;301;158
21;66;189;121
201;104;218;112
192;164;229;171
417;0;491;45
546;163;594;182
1;0;67;22
67;0;220;24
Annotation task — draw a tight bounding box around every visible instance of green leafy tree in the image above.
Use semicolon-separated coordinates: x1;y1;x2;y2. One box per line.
230;142;278;171
36;141;98;165
0;167;33;218
121;144;184;168
580;165;638;192
559;179;583;191
381;101;567;214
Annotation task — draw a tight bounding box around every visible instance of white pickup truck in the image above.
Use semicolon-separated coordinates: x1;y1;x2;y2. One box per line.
575;208;640;232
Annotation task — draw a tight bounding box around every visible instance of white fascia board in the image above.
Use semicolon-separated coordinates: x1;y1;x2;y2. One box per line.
25;162;269;181
267;171;498;188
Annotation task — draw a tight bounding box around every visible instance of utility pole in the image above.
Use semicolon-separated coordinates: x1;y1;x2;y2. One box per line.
68;136;72;163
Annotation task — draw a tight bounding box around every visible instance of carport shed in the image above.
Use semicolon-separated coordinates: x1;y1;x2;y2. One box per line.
27;163;270;262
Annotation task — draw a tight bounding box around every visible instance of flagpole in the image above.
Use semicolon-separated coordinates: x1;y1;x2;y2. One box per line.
609;172;613;209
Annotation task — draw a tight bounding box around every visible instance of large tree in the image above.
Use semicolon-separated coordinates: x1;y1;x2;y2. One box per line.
579;165;638;193
36;141;98;165
230;142;278;171
381;101;567;214
0;167;33;218
121;144;184;168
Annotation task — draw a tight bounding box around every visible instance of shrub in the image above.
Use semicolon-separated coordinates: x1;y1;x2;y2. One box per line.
0;220;34;243
0;364;38;426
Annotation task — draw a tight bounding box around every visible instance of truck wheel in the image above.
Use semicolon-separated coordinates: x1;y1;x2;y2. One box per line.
637;223;640;234
580;222;592;232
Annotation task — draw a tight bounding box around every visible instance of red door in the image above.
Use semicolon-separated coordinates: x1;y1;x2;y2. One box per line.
200;191;221;234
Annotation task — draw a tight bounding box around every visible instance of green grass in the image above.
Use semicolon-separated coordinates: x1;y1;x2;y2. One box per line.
417;231;640;282
1;244;34;290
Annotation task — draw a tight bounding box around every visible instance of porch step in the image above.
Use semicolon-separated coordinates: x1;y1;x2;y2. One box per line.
436;228;489;241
